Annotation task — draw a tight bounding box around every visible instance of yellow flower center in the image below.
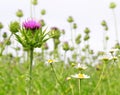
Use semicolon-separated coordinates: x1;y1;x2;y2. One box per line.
48;59;54;63
78;74;84;78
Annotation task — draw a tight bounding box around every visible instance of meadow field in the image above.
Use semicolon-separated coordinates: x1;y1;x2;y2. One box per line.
0;0;120;95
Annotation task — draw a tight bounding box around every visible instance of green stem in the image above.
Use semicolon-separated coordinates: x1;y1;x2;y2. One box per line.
29;47;34;95
0;33;13;56
70;23;74;45
79;79;81;95
93;63;106;94
112;9;118;43
50;64;65;94
30;0;33;18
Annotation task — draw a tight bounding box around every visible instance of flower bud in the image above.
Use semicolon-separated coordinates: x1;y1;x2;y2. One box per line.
16;9;23;18
32;0;38;5
84;27;90;34
101;20;106;26
49;27;61;39
41;9;46;15
62;41;69;51
109;2;116;9
39;19;45;27
2;32;7;39
6;39;11;46
67;16;74;23
105;36;109;40
84;34;90;41
9;21;20;33
73;23;77;29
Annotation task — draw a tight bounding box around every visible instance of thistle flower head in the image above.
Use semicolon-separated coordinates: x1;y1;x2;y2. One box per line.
23;19;41;30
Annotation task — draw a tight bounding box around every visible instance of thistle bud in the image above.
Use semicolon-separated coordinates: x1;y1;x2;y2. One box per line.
32;0;38;5
41;9;46;15
39;19;45;27
105;36;109;40
67;16;74;23
16;9;23;18
75;34;82;44
73;23;77;29
84;27;90;34
109;2;116;9
0;22;3;29
2;32;7;39
9;21;20;33
49;27;61;39
84;34;90;41
62;41;69;51
6;40;11;46
101;20;106;26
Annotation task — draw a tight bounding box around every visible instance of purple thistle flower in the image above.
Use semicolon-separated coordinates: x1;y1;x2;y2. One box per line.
23;19;41;30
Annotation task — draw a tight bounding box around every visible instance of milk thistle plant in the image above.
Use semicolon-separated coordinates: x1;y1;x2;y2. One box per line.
14;19;50;94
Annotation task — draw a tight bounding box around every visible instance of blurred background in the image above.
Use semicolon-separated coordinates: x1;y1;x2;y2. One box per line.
0;0;120;54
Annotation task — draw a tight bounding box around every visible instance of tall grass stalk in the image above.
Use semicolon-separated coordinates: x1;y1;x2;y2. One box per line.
93;63;106;95
112;9;118;43
50;63;65;94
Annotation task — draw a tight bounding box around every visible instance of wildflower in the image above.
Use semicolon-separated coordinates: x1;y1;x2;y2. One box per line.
75;63;87;70
109;48;119;54
71;73;90;79
101;56;109;62
23;19;41;30
48;59;54;64
110;56;117;61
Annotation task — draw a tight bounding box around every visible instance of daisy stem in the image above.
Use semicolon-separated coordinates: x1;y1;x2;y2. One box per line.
79;79;81;95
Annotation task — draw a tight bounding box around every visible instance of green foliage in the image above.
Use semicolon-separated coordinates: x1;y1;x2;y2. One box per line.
14;28;49;49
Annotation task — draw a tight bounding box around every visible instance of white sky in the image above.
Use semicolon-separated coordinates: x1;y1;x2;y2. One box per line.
0;0;120;52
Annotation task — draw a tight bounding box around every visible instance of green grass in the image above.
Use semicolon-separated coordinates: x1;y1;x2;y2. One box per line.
0;55;120;95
